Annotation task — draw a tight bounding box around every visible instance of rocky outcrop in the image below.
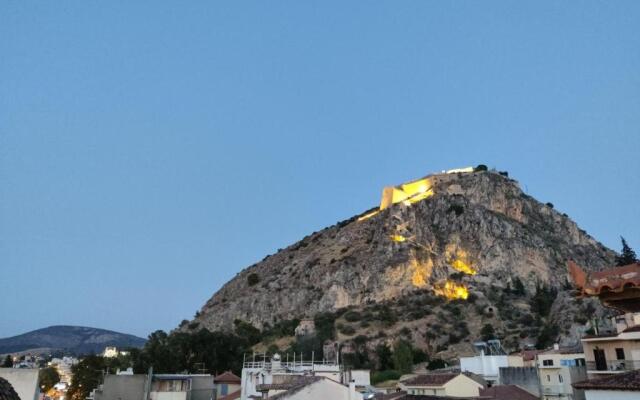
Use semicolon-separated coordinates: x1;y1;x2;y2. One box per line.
186;170;615;352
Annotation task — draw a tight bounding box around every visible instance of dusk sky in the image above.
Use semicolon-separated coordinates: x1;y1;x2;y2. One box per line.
1;2;639;339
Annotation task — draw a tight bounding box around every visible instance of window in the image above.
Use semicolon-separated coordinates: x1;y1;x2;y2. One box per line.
616;348;625;360
220;384;228;396
543;359;554;366
547;375;550;382
558;375;563;383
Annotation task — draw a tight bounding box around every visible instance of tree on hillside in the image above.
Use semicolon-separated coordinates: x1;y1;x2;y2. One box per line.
39;367;60;392
480;324;496;341
512;277;526;296
375;344;393;371
616;237;638;266
2;355;13;368
531;283;557;317
392;340;413;374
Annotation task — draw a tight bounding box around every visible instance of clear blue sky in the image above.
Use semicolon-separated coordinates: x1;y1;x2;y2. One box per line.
1;2;639;339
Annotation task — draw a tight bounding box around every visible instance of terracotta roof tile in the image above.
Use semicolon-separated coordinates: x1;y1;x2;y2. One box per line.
623;325;640;333
569;261;640;295
214;371;241;384
573;369;640;391
401;373;459;386
375;394;476;400
480;385;538;400
256;376;322;393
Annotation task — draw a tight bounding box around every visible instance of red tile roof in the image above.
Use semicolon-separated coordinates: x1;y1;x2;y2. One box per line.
573;369;640;391
623;325;640;333
520;350;543;361
401;373;459;386
401;372;486;388
256;376;322;393
214;371;241;384
480;385;538;400
375;394;476;400
569;261;640;295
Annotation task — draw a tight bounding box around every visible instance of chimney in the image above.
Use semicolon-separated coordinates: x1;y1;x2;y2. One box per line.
348;380;356;400
553;343;559;351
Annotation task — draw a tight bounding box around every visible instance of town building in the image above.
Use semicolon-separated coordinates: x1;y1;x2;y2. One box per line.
581;324;640;378
479;384;539;400
569;260;640;378
459;341;523;384
89;372;214;400
240;353;369;400
573;369;640;400
498;366;540;397
397;372;485;397
103;347;119;358
255;375;361;399
536;345;587;400
568;260;640;397
214;371;241;400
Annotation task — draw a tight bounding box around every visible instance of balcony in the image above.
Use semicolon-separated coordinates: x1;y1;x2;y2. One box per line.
586;360;640;373
541;384;568;396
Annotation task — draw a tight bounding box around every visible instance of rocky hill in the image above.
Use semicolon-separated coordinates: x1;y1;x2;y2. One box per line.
0;326;146;356
185;169;616;358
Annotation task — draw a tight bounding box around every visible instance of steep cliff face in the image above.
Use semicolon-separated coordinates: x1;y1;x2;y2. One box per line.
187;170;615;352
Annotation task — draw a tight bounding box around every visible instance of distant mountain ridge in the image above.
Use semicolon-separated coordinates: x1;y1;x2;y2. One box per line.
0;326;146;356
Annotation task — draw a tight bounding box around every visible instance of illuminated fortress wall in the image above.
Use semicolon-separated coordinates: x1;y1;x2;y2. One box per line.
379;167;473;210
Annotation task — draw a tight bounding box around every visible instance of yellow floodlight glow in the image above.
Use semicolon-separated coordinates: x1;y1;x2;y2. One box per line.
411;259;431;287
357;210;380;222
450;259;477;275
390;235;407;242
434;281;469;300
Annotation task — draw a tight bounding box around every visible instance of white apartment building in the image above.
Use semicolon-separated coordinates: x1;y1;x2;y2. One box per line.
240;353;368;400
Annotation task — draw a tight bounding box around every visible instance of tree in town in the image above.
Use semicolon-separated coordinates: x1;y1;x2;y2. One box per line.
392;340;413;374
39;367;60;392
375;344;393;371
1;355;13;368
67;355;106;400
616;237;638;266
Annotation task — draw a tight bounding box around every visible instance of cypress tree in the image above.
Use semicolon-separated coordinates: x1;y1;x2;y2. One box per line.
616;237;638;266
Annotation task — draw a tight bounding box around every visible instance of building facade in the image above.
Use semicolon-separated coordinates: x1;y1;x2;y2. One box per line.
240;353;368;400
536;346;587;400
581;326;640;378
397;372;485;397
